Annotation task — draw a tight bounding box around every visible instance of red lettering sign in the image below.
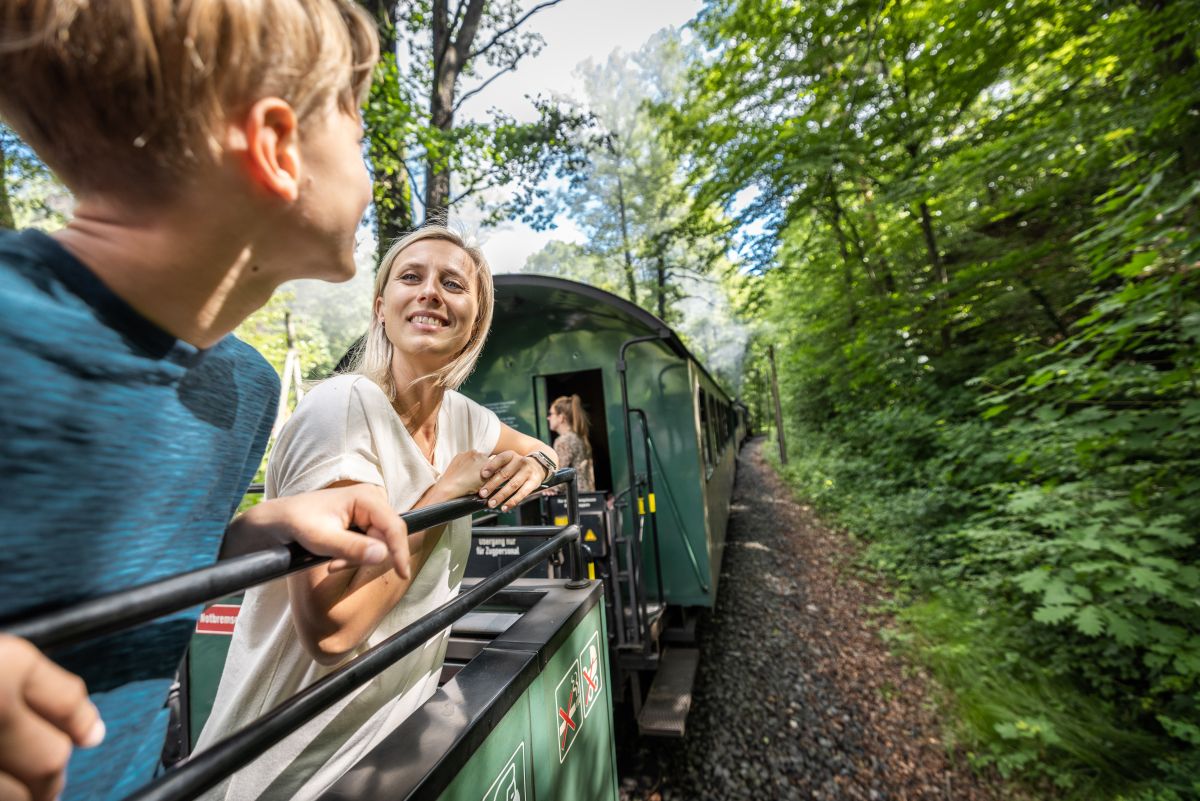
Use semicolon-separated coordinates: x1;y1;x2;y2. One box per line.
195;604;240;635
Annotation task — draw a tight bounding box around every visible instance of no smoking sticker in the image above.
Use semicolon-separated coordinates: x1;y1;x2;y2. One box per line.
555;658;581;762
580;632;603;719
553;631;605;764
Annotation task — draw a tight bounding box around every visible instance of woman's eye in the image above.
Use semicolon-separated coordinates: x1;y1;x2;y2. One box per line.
399;272;419;282
443;279;465;291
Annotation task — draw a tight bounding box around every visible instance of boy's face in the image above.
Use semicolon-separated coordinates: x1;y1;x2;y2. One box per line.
283;104;372;282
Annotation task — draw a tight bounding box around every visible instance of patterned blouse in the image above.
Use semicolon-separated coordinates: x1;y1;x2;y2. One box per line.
553;431;596;492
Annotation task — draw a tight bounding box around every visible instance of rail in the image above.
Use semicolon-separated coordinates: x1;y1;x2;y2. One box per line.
2;468;582;801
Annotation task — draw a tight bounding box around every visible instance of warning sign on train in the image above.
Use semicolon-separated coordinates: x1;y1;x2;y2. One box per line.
482;742;526;801
196;604;240;635
555;658;582;762
580;631;603;719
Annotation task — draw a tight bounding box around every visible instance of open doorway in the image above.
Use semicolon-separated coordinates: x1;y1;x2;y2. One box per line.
540;369;612;493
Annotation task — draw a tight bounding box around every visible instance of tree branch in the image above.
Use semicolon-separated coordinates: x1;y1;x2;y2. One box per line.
468;0;567;62
452;0;488;67
453;62;519;113
448;165;505;207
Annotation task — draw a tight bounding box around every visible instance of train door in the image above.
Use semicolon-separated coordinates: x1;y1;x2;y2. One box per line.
535;368;612;492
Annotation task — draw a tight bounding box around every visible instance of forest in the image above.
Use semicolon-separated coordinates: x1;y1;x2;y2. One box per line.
2;0;1197;798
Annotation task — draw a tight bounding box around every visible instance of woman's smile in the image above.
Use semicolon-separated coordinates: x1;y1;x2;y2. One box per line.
407;311;450;330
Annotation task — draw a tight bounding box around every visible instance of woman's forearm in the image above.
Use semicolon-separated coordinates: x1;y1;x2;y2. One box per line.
286;480;456;665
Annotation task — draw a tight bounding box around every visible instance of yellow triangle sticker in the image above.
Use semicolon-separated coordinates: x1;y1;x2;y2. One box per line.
584;529;598;542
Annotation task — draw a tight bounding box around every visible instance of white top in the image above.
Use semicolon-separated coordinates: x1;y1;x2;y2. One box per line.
195;374;501;801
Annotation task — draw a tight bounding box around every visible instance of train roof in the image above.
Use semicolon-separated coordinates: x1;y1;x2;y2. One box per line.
492;273;733;402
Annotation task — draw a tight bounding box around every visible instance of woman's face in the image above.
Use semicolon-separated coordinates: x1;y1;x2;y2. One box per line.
547;407;563;432
375;239;479;373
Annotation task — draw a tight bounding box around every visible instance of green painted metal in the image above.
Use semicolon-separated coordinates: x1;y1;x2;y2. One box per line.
461;277;737;609
431;602;617;801
186;594;242;745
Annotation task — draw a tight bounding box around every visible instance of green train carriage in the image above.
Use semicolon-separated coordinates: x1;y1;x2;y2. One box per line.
460;275;741;736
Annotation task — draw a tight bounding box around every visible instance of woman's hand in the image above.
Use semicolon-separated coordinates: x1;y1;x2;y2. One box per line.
433;451;492;501
479;451;549;512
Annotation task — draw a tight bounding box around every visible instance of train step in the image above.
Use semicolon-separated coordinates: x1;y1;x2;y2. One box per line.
620;602;667;644
637;646;700;738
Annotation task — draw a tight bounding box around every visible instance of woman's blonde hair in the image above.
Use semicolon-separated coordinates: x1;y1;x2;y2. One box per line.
552;394;591;442
351;225;495;397
0;0;378;201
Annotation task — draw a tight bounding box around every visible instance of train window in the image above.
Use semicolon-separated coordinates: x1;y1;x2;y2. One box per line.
715;398;724;448
707;394;719;457
698;388;714;474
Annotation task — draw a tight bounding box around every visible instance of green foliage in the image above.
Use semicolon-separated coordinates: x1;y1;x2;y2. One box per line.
525;30;735;323
676;0;1200;795
1;124;69;230
372;0;592;223
235;290;334;382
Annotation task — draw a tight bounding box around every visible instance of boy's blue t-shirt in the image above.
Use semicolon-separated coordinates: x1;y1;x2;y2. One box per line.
0;229;279;800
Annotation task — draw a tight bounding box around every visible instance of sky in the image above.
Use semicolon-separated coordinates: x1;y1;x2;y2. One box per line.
450;0;705;273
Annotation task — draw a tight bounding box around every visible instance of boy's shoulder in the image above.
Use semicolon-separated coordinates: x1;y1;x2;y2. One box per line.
0;228;80;314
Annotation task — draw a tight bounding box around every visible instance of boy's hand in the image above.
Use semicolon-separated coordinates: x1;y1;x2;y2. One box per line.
0;635;105;801
227;485;411;580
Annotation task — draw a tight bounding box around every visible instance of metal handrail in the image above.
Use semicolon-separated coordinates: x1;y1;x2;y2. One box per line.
3;467;580;652
2;468;583;801
128;525;582;801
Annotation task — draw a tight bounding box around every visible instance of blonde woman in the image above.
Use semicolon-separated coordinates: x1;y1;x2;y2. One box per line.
547;394;596;493
196;226;557;801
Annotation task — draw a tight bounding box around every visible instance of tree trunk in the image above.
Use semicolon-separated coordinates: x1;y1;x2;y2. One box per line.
361;1;413;262
1017;273;1071;340
615;170;638;304
425;0;486;221
0;136;14;230
917;199;951;351
655;254;666;320
827;190;858;326
857;182;896;294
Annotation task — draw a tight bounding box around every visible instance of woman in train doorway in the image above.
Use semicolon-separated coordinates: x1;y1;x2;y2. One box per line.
547;395;596;493
196;226;557;801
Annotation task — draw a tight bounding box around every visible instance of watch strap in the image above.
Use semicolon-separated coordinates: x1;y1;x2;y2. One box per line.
527;451;556;482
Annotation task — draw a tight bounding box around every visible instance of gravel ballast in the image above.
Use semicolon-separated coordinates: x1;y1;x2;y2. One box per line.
616;439;1009;801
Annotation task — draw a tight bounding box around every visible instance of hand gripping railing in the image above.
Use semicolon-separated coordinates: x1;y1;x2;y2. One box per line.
3;468;582;801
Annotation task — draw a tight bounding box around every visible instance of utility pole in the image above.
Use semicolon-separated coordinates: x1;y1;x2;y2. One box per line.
768;345;787;464
274;312;305;437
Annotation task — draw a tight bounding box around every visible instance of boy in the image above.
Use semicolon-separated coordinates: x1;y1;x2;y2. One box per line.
0;2;411;799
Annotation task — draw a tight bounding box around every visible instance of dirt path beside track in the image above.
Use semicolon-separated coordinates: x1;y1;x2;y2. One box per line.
617;438;1009;801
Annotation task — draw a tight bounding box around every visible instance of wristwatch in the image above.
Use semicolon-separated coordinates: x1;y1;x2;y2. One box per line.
526;451;557;482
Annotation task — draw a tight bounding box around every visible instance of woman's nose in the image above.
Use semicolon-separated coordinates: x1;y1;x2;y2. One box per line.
418;278;443;304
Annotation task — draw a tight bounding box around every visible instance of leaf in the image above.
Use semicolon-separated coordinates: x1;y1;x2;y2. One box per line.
1033;604;1077;625
1041;578;1077;607
1072;605;1104;636
1101;610;1141;646
1128;566;1173;595
1014;568;1050;594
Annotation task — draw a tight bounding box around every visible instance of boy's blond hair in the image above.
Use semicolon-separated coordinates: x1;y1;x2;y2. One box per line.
0;0;378;201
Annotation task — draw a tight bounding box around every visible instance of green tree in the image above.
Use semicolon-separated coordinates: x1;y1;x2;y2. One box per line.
537;30;732;323
668;0;1200;793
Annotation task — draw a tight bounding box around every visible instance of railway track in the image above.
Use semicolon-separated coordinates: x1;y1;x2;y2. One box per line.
618;439;1010;801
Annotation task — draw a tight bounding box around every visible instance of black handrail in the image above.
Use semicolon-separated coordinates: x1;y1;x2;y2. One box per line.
127;524;582;801
630;408;666;609
4;468;580;652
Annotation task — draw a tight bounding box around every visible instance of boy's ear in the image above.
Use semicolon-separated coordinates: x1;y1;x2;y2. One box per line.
238;98;302;202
